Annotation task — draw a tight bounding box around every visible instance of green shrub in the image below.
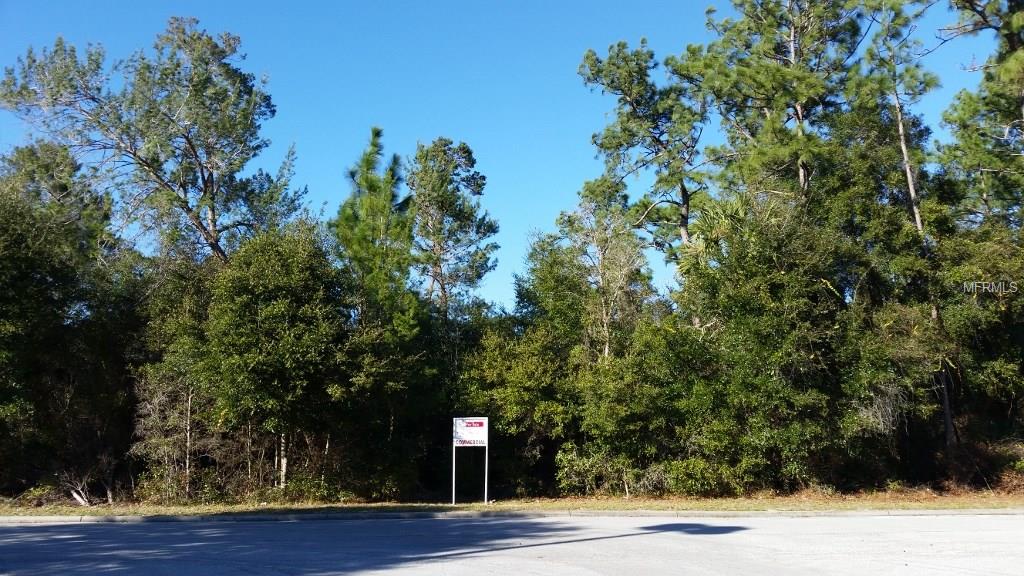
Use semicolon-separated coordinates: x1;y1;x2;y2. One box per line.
284;472;350;502
555;446;634;496
193;468;227;504
666;458;738;496
15;483;64;506
133;469;185;504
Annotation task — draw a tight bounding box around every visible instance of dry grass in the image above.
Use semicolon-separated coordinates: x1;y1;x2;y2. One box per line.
2;488;1024;517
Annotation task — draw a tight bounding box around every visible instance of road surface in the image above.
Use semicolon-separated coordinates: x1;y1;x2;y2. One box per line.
2;512;1021;575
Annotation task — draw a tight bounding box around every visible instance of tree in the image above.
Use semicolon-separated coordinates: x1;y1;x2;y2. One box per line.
467;179;655;495
811;90;945;472
580;40;707;259
855;0;959;449
465;237;588;495
941;0;1023;228
331;127;416;330
557;177;651;358
329;128;428;497
0;142;143;501
859;1;939;239
676;0;865;198
408;137;498;321
677;191;849;491
935;0;1024;443
0;17;302;261
202;223;346;489
131;255;217;502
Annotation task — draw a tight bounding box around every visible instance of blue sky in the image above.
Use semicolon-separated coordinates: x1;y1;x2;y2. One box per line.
0;1;995;307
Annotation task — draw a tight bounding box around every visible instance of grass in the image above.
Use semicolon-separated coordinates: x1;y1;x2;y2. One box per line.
3;488;1024;517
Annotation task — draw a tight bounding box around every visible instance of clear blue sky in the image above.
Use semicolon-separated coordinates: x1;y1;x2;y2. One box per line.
0;1;995;307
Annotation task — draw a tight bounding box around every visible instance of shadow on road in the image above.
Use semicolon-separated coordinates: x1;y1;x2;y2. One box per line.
641;522;747;535
0;517;747;574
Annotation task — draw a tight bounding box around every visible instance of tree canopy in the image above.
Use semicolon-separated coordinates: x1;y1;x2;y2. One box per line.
1;4;1022;503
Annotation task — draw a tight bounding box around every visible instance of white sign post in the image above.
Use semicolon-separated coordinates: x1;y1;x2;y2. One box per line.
452;417;488;504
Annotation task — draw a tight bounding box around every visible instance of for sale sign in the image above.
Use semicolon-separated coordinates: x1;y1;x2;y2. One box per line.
453;417;488;446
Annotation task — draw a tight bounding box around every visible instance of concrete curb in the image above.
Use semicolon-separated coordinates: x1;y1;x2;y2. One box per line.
3;507;1024;524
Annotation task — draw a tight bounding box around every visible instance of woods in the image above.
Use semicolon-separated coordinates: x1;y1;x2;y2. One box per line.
1;2;1022;505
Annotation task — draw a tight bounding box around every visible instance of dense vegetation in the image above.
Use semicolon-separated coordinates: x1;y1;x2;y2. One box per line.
1;1;1022;505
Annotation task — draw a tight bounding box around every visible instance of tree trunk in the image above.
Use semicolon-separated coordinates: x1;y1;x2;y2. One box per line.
938;370;957;449
279;432;288;490
322;433;330;484
184;387;192;498
70;489;90;507
679;185;691;245
893;94;925;235
894;90;957;449
789;11;809;194
246;423;251;485
794;102;808;192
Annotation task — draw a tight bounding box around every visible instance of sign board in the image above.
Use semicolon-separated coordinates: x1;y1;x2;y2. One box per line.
452;417;489;504
453;417;488;446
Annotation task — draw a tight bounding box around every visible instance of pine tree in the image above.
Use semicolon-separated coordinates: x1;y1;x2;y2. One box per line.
408;138;498;321
0;17;303;261
581;40;707;259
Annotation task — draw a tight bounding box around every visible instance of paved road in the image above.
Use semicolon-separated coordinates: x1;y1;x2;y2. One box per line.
2;513;1022;575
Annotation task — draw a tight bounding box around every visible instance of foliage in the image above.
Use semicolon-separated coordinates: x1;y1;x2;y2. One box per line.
0;17;303;260
2;5;1023;503
408;137;498;319
580;40;707;257
203;223;346;435
0;142;143;497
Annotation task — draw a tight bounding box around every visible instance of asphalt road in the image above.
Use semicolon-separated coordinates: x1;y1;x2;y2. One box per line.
2;513;1022;575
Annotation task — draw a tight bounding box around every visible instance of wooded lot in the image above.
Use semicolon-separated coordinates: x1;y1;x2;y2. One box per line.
1;1;1022;504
